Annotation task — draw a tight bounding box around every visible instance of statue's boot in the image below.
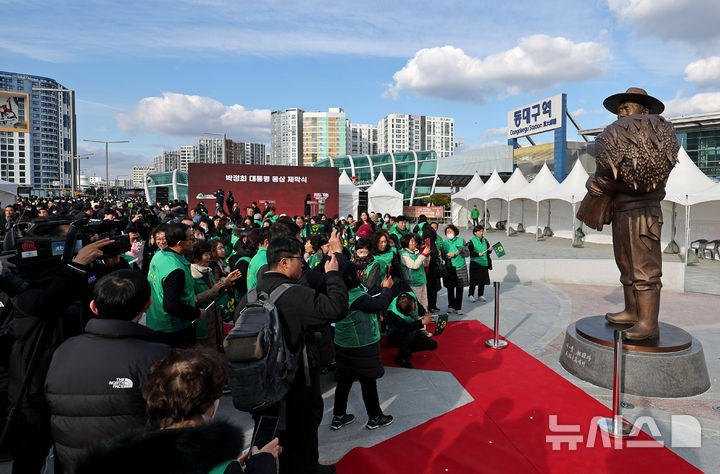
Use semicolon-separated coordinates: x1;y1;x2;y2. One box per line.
605;285;638;324
625;289;660;340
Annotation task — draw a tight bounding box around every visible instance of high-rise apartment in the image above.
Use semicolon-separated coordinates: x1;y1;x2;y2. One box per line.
227;140;266;165
179;145;196;172
197;137;225;165
154;150;180;172
377;114;454;158
132;166;155;188
349;123;379;155
302;107;348;165
0;71;75;193
271;108;303;166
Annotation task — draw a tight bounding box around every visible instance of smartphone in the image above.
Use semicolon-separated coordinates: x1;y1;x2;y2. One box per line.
251;416;279;454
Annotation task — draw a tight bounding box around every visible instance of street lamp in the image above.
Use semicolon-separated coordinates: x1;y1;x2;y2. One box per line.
83;139;129;197
202;132;227;164
32;87;77;195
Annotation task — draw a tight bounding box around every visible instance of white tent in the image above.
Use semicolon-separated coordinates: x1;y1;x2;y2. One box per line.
537;160;594;241
510;163;560;239
338;171;360;220
451;172;484;227
367;171;404;217
485;168;528;236
0;179;18;209
467;170;505;227
661;147;720;262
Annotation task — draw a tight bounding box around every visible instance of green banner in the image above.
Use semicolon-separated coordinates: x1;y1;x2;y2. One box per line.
492;242;506;258
433;313;449;336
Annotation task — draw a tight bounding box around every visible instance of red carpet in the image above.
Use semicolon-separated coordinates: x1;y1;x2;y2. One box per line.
338;321;700;473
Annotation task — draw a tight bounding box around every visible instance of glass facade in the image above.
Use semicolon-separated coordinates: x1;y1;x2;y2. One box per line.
144;170;188;204
678;130;720;178
314;150;438;205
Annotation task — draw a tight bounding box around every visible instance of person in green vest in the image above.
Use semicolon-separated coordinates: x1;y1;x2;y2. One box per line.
146;223;205;348
385;292;436;368
442;224;468;315
331;263;395;431
470;205;480;227
246;227;270;290
190;240;241;352
352;237;381;290
412;214;428;233
399;233;431;314
467;225;492;303
370;230;399;279
388;215;409;245
304;234;329;270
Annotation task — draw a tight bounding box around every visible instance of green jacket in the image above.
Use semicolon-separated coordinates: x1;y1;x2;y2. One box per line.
386;292;418;335
246;246;267;290
334;287;380;348
400;249;427;287
470;236;489;266
146;249;196;333
470;208;480;219
443;237;466;269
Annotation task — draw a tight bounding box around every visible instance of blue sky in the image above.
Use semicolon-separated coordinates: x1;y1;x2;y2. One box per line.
4;0;720;179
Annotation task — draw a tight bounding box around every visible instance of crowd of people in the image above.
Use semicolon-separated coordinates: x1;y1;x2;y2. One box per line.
0;193;494;474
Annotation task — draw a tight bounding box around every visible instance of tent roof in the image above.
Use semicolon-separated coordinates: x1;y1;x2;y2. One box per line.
338;170;359;195
485;167;528;200
690;181;720;204
510;162;560;201
467;170;505;200
367;171;403;198
0;179;18;196
664;147;718;205
338;170;355;186
451;172;484;201
538;159;589;203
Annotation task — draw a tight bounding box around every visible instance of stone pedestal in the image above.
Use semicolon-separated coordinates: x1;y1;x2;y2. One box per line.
559;316;710;397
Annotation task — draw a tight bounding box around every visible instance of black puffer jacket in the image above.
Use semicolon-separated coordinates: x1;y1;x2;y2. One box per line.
45;318;170;473
77;419;276;474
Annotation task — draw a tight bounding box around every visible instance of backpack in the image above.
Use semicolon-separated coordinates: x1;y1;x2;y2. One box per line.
224;283;302;412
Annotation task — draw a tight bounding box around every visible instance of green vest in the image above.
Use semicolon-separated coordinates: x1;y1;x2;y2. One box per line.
443;237;466;269
389;224;409;242
334;287;380;348
386;292;418;335
247;246;267;290
373;249;395;276
146;249;196;333
470;208;480;219
308;252;322;270
400;249;427;287
470;236;489;266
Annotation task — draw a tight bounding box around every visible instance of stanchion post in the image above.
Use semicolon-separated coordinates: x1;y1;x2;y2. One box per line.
597;329;637;438
485;282;508;350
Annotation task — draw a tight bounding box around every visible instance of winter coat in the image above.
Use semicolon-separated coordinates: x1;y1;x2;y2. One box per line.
45;318;170;473
77;419;275;474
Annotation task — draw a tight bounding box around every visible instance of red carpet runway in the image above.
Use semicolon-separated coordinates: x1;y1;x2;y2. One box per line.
336;321;699;473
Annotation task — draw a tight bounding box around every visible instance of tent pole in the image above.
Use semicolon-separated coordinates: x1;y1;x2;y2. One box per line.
536;200;540;241
685;197;691;266
572;200;576;247
507;198;510;237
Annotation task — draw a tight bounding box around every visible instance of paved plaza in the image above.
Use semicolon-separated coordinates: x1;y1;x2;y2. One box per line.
2;230;718;473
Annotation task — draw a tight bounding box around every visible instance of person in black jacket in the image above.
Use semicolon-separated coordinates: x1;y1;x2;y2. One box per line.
45;270;171;474
227;234;348;474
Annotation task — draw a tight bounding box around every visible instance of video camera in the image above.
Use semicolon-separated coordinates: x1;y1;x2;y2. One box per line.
3;217;131;280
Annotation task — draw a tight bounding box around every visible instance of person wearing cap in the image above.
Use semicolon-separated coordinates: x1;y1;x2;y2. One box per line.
331;262;395;431
581;87;679;340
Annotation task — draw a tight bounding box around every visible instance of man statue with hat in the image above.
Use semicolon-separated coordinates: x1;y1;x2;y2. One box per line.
577;87;679;340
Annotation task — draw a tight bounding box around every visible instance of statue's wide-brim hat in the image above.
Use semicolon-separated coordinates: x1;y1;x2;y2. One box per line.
603;87;665;115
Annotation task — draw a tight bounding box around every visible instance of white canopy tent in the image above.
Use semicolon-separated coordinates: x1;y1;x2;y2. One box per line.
535;160;600;242
661;147;720;262
367;171;404;217
451;172;484;227
0;179;18;209
510;163;560;239
338;170;360;220
467;170;505;228
485;168;529;236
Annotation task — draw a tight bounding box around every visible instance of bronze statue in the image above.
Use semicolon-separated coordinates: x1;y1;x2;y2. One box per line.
577;87;679;340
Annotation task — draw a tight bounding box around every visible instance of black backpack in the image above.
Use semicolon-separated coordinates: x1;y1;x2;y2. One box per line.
225;283;304;412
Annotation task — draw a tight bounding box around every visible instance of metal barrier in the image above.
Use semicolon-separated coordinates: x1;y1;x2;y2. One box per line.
485;282;508;349
597;329;637;438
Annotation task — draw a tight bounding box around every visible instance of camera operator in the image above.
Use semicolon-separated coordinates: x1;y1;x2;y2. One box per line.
2;236;114;474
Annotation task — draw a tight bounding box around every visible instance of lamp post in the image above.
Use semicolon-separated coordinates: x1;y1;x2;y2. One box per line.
83;139;129;197
73;153;92;195
32;87;76;195
202;132;227;164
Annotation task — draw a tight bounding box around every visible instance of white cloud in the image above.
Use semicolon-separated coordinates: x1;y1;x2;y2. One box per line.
115;92;271;141
571;108;587;117
664;92;720;116
481;127;507;138
387;36;611;103
607;0;720;49
684;57;720;90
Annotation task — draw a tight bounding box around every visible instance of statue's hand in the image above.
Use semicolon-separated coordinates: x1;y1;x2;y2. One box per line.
587;180;604;197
